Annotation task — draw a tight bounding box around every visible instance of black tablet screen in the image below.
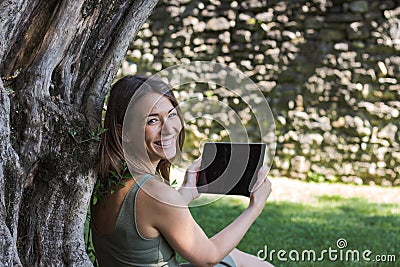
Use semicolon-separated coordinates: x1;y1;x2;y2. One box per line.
197;142;266;197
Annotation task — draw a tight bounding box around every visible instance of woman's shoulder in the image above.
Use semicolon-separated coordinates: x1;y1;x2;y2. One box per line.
139;176;187;208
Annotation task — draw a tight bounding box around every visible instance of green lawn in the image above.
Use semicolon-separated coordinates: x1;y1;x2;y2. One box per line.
185;195;400;267
86;194;400;267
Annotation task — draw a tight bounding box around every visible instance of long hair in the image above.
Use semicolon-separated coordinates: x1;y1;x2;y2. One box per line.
98;75;185;183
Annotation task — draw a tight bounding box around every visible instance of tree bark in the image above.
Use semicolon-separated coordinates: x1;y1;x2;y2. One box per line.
0;0;158;265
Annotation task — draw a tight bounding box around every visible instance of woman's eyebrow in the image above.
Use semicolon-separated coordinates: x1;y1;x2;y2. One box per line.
147;108;175;117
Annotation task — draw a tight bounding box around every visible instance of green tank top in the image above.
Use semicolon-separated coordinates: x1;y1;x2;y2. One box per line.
91;174;180;267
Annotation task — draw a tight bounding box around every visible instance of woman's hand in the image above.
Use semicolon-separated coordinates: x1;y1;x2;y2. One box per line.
247;166;272;217
178;157;201;205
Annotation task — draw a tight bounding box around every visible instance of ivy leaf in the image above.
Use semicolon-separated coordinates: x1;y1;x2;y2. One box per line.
109;170;119;178
123;173;132;179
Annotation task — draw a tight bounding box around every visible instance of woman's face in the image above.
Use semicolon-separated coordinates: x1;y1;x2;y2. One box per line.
135;92;182;164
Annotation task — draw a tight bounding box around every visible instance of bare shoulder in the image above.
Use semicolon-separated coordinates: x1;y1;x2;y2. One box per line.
139;177;187;208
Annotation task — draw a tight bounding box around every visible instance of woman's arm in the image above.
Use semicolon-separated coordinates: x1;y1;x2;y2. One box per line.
142;166;271;267
209;166;271;255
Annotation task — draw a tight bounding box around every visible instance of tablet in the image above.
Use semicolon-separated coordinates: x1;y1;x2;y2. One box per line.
197;142;266;197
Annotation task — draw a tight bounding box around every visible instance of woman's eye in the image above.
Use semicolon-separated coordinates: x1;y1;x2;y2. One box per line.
147;118;158;125
168;112;177;118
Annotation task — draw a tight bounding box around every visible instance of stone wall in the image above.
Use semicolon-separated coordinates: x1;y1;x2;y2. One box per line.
122;0;400;186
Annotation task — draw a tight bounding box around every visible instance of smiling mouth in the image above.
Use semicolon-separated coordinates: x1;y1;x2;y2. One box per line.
154;138;175;148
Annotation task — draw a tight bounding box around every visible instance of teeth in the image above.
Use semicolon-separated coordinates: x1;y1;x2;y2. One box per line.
156;138;174;146
162;140;171;146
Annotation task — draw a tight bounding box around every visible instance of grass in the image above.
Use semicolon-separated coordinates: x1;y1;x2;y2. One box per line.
184;195;400;267
85;193;400;267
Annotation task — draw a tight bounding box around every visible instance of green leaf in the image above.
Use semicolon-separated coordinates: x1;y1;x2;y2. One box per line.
93;195;98;205
109;170;118;178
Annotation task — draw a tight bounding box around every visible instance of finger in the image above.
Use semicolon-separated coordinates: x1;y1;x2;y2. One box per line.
258;165;267;177
188;157;202;172
264;177;272;191
250;180;262;193
193;157;202;169
250;166;268;192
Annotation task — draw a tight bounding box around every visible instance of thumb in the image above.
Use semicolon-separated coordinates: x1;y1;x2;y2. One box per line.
189;157;202;172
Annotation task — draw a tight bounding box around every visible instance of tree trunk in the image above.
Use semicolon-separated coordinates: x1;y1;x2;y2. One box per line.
0;0;158;265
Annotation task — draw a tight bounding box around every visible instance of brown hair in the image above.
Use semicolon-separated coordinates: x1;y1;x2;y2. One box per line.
98;75;185;183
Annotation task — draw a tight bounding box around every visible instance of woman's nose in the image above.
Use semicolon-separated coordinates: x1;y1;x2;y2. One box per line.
161;118;175;135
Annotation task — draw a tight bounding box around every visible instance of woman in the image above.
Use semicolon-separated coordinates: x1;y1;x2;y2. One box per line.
91;75;273;267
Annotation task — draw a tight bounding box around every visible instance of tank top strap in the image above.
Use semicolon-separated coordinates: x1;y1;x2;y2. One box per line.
135;173;155;188
115;173;155;232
